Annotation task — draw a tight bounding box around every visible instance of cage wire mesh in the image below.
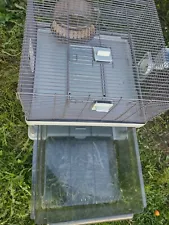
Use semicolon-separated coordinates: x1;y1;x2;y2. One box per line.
18;0;169;124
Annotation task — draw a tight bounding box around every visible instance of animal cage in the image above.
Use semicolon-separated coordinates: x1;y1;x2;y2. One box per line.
18;0;169;127
17;0;169;224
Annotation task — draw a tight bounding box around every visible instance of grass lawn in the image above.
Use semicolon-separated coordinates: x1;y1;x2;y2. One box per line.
0;0;169;225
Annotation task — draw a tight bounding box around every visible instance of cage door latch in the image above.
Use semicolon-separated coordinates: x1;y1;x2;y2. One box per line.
92;101;113;112
93;47;112;63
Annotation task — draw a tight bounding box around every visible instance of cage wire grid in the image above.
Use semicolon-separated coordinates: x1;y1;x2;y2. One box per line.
18;0;169;124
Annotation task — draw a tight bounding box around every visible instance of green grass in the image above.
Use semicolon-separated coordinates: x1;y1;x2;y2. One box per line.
0;0;169;225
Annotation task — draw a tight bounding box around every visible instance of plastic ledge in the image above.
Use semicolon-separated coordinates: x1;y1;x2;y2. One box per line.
48;214;133;225
26;119;145;128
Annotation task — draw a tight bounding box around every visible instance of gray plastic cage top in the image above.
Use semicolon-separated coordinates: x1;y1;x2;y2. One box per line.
18;0;169;125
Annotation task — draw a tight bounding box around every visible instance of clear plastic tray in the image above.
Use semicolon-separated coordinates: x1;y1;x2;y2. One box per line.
31;126;146;224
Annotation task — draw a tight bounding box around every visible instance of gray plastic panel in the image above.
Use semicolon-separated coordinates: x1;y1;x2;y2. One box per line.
29;29;143;122
45;137;120;207
47;126;69;137
92;127;113;137
34;29;67;95
32;30;136;100
69;45;102;97
70;127;91;138
28;126;114;140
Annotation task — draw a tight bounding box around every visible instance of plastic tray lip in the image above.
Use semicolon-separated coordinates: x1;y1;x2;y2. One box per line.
26;118;145;128
132;128;147;208
49;214;133;225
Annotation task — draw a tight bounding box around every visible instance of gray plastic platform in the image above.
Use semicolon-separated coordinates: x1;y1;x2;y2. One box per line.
44;137;119;208
29;28;144;123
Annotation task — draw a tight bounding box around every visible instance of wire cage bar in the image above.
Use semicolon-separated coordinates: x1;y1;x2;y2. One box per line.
18;0;169;125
